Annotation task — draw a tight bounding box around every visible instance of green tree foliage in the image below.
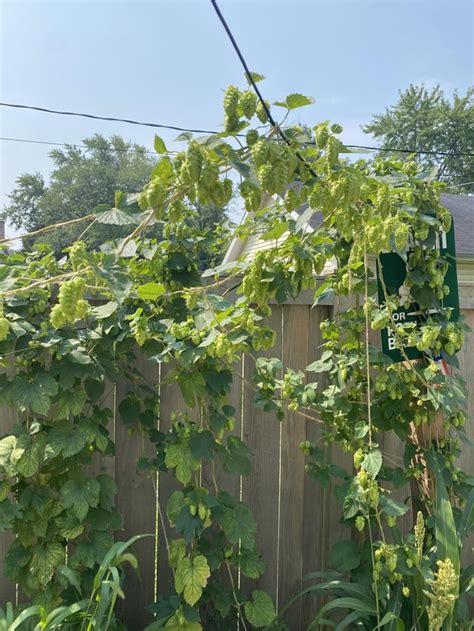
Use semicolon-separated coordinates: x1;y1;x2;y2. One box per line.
2;135;230;257
363;84;474;191
3;135;156;251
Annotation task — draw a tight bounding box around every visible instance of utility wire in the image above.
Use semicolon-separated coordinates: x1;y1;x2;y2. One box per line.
210;0;318;179
0;135;156;155
1;103;473;158
0;101;219;135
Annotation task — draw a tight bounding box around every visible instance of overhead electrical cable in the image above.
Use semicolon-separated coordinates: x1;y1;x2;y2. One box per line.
1;103;473;158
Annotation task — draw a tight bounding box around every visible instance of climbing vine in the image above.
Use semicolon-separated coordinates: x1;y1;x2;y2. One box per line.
0;77;472;630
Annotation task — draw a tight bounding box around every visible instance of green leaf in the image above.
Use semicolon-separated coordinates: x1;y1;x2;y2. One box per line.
165;443;200;485
328;540;361;572
218;503;256;550
175;555;210;606
30;541;64;585
55;389;87;419
90;301;118;319
97;474;117;511
61;479;100;520
240;549;265;578
189;430;215;460
274;93;315;110
0;499;22;531
246;71;265;84
261;222;288;241
354;422;369;439
244;590;276;628
48;422;89;458
0;435;17;468
307;357;333;373
430;453;460;577
151;157;174;181
15;437;42;477
137;282;166;301
55;513;84;539
95;207;141;225
167;491;186;526
219;436;251;476
374;612;404;629
154;134;167;154
168;538;187;569
175;131;193;142
362;449;382;478
177;372;206;408
379;496;409;517
12;374;58;415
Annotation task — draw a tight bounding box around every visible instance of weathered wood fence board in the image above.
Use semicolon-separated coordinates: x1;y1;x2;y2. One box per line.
242;308;283;601
1;303;473;630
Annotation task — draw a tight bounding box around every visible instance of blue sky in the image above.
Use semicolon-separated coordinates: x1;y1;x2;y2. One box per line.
1;0;473;236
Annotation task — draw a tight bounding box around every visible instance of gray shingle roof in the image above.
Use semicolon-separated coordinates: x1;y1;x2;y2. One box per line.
440;194;474;257
304;193;473;257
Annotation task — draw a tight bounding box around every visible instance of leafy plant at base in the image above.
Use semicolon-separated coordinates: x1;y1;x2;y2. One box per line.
0;76;472;629
0;536;143;630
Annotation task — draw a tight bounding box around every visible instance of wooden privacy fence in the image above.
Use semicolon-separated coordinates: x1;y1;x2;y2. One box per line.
1;297;473;630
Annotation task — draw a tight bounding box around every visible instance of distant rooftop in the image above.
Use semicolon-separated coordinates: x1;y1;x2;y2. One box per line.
440;194;474;257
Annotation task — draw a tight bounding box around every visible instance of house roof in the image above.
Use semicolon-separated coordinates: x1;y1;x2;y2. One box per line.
440;194;474;257
223;193;474;265
305;193;473;256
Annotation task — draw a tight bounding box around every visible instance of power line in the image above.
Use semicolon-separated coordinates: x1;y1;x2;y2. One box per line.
343;144;474;158
0;136;156;155
0;101;219;135
1;102;473;158
210;0;318;178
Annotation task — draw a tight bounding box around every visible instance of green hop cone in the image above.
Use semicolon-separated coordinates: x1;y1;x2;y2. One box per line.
223;85;240;116
246;129;259;147
240;90;257;119
186;143;203;182
256;101;269;123
257;164;275;193
251;139;269;167
224;113;241;133
147;180;167;208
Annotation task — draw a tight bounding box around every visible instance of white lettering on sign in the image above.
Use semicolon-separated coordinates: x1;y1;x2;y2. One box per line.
385;310;410;352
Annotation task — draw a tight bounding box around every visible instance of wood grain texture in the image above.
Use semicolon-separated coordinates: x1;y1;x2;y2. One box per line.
114;353;159;630
278;305;309;628
301;306;330;627
241;308;283;603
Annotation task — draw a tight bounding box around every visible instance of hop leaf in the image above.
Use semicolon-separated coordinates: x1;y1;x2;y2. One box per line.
244;590;276;628
11;374;58;416
175;554;210;606
61;479;100;520
274;93;314;110
165;443;200;485
218;502;256;550
30;541;64;586
361;449;383;478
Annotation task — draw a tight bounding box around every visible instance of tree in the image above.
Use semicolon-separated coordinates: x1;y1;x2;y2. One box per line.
3;135;157;252
363;84;474;192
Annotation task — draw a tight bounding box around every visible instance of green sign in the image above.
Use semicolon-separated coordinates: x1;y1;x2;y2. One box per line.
376;219;460;362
